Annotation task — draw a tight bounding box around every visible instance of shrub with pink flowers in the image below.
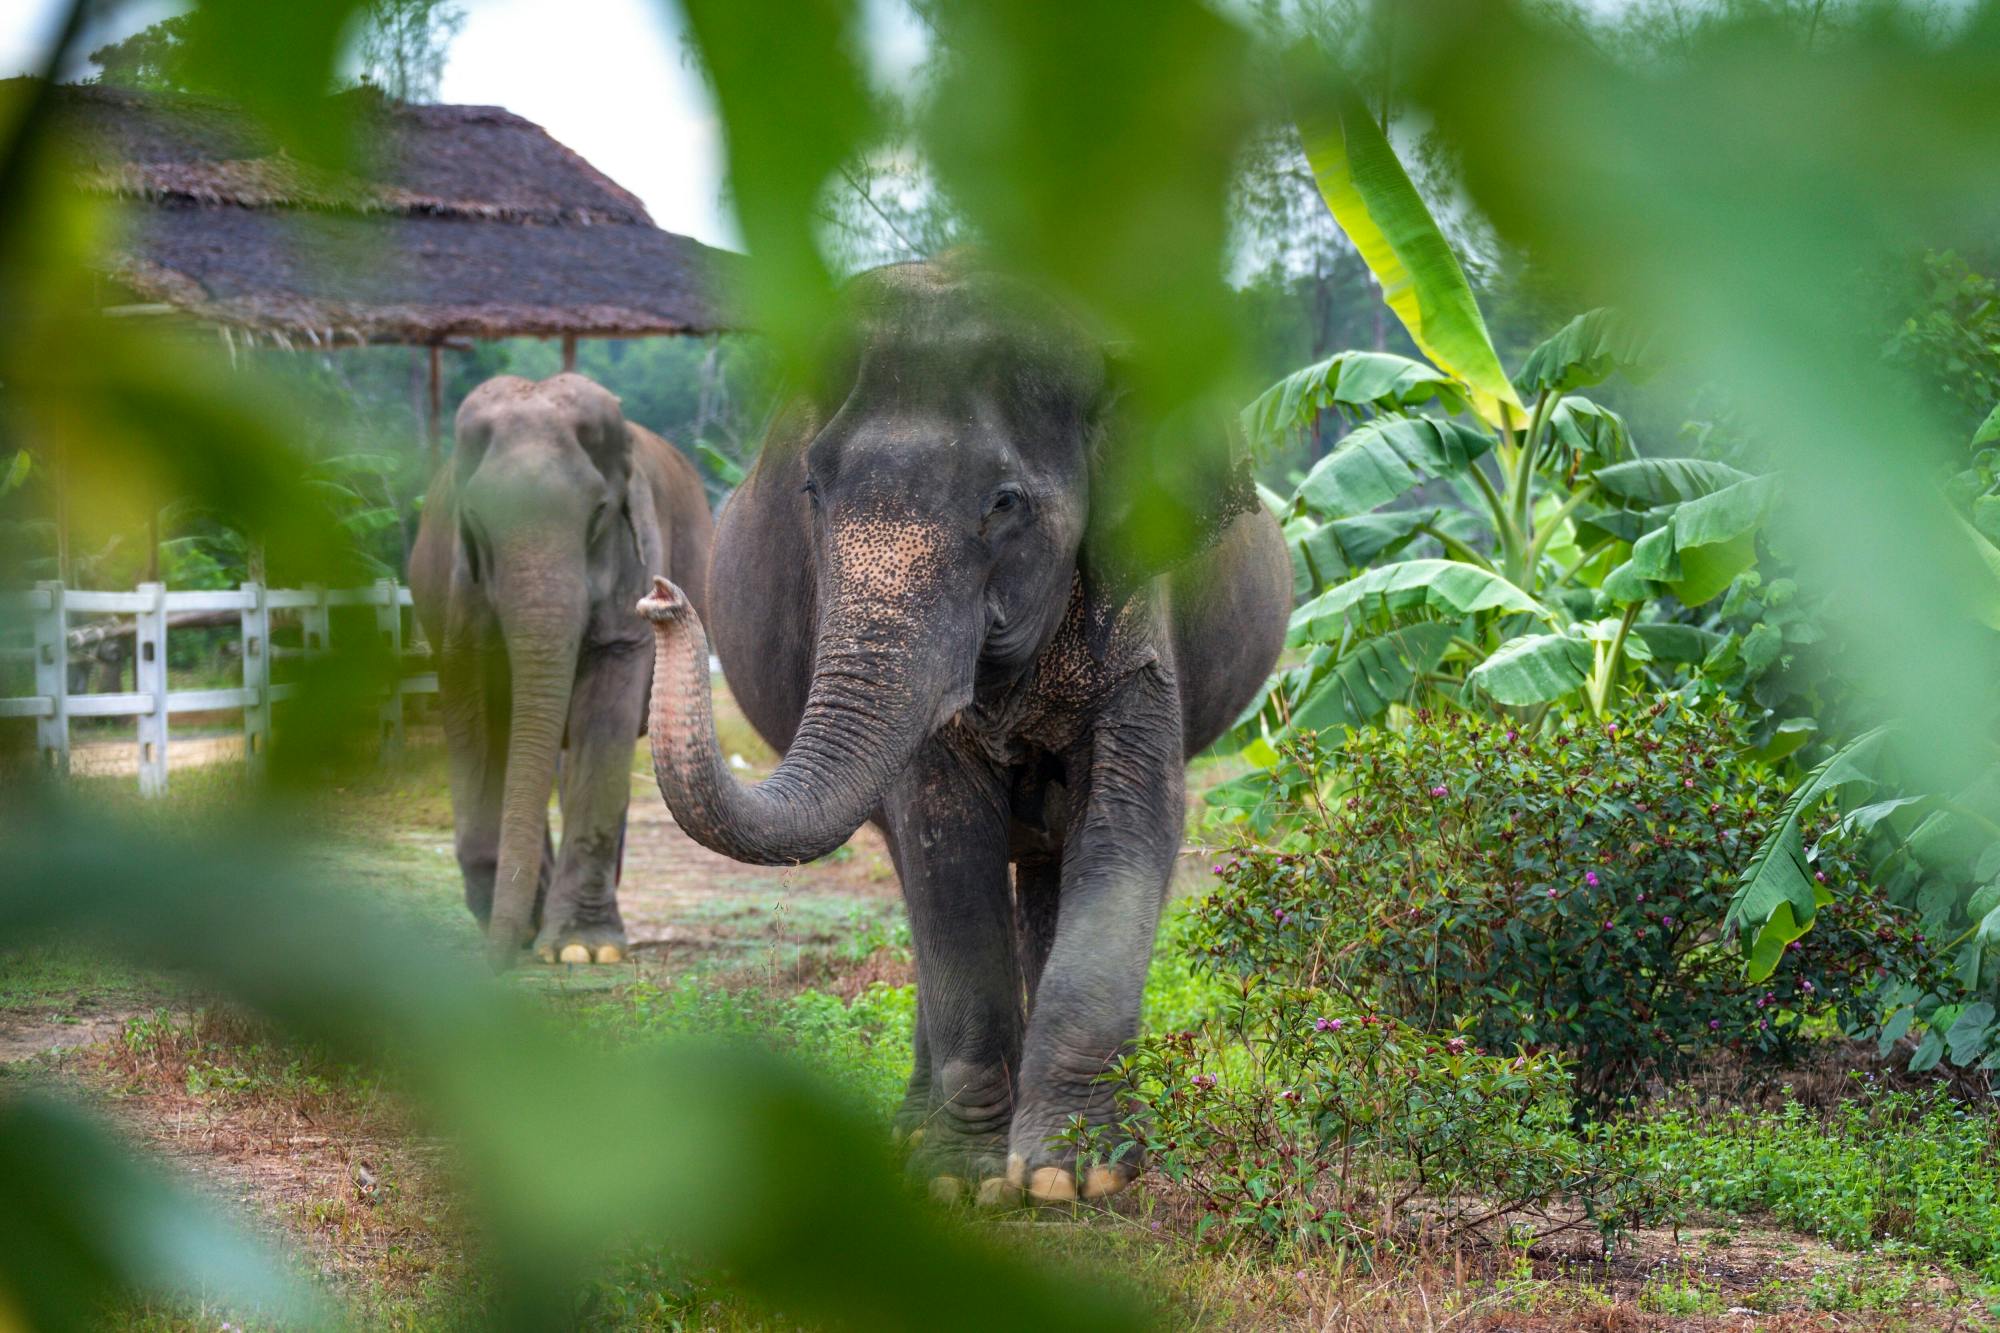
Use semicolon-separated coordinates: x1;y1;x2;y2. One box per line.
1197;695;1930;1112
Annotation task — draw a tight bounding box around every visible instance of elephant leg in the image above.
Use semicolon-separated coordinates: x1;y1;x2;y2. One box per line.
441;636;509;928
882;736;1020;1203
879;821;935;1147
536;640;647;964
1009;667;1182;1203
1013;856;1061;1027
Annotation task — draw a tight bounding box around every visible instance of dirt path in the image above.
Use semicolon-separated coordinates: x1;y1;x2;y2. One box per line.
70;732;242;776
614;784;900;962
0;1006;142;1066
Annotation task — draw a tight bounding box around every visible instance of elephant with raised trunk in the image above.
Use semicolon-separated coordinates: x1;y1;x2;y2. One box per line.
412;373;712;966
638;257;1288;1203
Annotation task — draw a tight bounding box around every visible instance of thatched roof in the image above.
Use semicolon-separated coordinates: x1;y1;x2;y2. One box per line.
31;81;737;344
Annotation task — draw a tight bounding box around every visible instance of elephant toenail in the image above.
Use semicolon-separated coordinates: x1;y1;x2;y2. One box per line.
1027;1167;1076;1203
593;944;624;964
929;1176;964;1204
558;943;591;965
1082;1165;1131;1199
976;1177;1017;1208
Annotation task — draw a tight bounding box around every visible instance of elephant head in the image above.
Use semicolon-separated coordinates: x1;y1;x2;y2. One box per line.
641;258;1251;865
449;373;657;956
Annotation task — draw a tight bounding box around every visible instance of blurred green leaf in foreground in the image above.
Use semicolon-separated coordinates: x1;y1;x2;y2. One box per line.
0;1;1152;1326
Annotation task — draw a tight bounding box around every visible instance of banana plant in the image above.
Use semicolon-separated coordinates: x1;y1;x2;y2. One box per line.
1722;402;2000;1074
1220;100;1777;793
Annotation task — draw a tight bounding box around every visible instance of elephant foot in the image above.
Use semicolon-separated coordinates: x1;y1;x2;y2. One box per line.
928;1173;1019;1208
1005;1097;1144;1204
533;923;628;966
1005;1151;1137;1203
908;1131;1016;1209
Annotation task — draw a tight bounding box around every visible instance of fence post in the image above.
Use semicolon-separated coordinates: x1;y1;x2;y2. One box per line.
33;580;68;775
240;580;271;777
135;580;168;797
301;583;329;661
374;577;404;759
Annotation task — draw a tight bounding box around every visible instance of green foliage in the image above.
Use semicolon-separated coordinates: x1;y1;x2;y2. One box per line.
86;16;201;92
1242;350;1472;449
1288;71;1522;427
585;978;916;1124
1880;250;2000;440
1513;308;1657;398
1286;415;1495;517
1233;116;1784;765
1726;721;2000;1074
1289;558;1548;645
1117;1003;1591;1255
1613;1084;2000;1282
1397;0;2000;819
1204;698;1922;1112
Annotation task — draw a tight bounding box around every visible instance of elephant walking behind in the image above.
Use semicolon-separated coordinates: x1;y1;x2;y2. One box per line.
638;258;1289;1203
412;373;713;966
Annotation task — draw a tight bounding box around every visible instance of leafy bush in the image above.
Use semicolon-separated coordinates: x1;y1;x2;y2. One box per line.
1114;996;1603;1255
1198;696;1923;1111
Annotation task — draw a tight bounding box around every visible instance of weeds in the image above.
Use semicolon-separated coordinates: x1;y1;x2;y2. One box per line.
1612;1080;2000;1282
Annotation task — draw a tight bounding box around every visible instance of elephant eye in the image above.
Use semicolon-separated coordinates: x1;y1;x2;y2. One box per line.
802;476;822;507
987;486;1027;518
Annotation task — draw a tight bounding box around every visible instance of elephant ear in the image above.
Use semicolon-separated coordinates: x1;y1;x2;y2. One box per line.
1081;366;1259;658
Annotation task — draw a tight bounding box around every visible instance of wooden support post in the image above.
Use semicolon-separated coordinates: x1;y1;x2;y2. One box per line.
374;577;404;759
561;333;577;372
240;580;271;777
135;580;168;797
32;580;68;775
427;342;444;467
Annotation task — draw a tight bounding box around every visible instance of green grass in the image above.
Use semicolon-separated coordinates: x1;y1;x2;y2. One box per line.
1612;1082;2000;1284
1637;1268;1725;1316
0;944;155;1017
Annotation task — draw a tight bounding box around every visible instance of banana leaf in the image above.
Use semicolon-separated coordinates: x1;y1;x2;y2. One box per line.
1727;726;1894;981
1289;559;1547;645
1286;622;1459;734
1241;350;1471;451
1514;308;1655;396
1293;82;1524;429
1467;631;1593;707
1590;457;1753;508
1291;415;1496;518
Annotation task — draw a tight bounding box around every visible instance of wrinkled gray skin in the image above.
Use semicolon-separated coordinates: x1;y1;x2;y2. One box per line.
639;259;1288;1201
412;373;712;967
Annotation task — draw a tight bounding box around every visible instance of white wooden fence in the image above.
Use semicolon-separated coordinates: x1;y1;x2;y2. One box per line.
1;580;437;794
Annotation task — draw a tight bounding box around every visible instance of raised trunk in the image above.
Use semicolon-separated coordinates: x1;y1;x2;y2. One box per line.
639;576;951;865
487;600;580;964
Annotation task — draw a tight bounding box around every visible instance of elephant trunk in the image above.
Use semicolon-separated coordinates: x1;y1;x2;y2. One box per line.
487;565;583;964
639;575;957;865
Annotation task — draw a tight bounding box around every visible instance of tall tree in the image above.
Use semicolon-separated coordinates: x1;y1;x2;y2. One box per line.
88;16;198;91
354;0;466;104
